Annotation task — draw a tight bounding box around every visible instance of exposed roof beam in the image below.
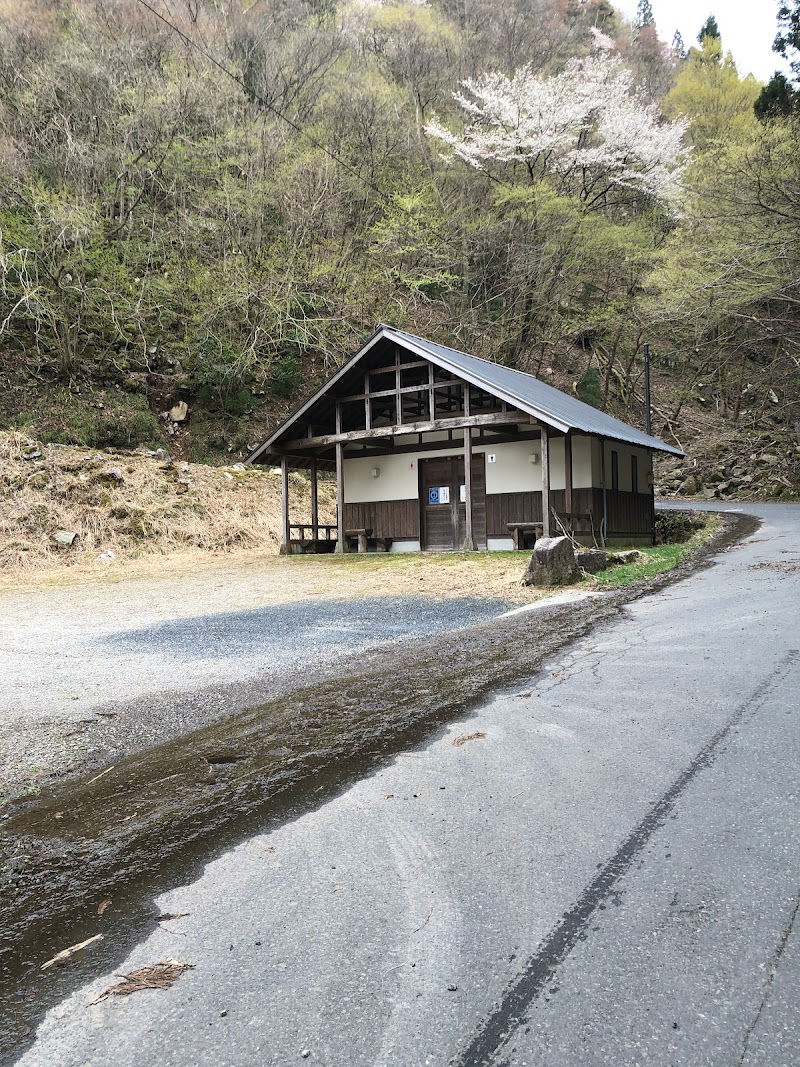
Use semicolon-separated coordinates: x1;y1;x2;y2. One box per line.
281;412;530;451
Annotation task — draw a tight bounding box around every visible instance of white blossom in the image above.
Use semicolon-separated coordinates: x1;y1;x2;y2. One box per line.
589;26;616;51
425;51;689;206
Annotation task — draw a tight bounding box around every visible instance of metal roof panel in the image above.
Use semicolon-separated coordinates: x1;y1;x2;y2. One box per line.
385;327;684;456
247;325;684;462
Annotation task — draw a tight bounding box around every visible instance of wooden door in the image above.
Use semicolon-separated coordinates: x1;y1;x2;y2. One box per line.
420;455;486;551
456;454;487;549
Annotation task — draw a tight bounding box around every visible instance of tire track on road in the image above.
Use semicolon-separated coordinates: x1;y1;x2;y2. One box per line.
451;648;800;1067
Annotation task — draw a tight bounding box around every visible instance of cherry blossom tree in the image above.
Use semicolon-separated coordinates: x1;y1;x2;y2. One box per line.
425;44;689;209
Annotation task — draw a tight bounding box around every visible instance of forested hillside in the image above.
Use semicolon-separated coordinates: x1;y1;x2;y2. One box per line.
0;0;798;499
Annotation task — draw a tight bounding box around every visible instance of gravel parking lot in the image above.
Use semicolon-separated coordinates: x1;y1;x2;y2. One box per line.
0;563;515;802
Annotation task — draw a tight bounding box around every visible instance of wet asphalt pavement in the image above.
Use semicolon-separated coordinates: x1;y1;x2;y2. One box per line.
11;503;800;1067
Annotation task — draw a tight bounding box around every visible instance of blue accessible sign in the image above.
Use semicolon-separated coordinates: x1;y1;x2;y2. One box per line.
429;487;440;504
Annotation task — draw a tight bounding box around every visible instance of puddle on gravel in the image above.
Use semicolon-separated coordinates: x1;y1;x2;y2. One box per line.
0;512;756;1059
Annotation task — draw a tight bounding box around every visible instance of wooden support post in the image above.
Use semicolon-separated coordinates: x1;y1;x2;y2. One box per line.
564;432;573;516
463;426;477;551
428;363;435;421
541;425;551;538
395;353;402;425
364;373;371;430
280;455;290;553
332;443;345;559
310;457;319;542
334;401;347;553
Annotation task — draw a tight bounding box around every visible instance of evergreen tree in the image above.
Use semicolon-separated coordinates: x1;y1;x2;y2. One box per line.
697;15;720;44
755;72;797;120
773;1;800;81
754;3;800;121
635;0;655;29
671;29;686;58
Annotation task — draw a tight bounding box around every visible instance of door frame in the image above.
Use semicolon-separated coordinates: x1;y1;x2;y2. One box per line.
418;453;486;551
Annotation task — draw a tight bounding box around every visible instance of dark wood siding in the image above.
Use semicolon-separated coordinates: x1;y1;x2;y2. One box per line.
343;499;420;539
421;456;456;550
486;488;596;537
456;455;487;550
605;489;652;537
345;487;652;545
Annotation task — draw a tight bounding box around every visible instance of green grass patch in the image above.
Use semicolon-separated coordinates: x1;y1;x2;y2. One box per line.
591;515;720;588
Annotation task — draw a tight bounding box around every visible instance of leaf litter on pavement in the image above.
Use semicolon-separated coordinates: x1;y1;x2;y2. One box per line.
89;960;195;1004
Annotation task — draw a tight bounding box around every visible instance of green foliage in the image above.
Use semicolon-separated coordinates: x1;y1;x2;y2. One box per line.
591;543;684;585
635;0;655;29
698;15;721;44
0;0;795;469
665;39;760;148
576;369;603;408
755;72;799;119
774;0;800;80
271;354;304;400
1;387;161;449
653;510;705;544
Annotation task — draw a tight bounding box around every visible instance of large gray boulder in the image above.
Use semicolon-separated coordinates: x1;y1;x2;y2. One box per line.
522;536;579;587
575;548;609;574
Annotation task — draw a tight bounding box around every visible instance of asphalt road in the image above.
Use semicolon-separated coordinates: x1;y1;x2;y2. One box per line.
15;503;800;1067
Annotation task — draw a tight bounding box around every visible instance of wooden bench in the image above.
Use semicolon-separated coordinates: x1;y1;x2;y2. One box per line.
346;527;372;553
507;522;544;551
344;528;394;553
282;524;338;555
284;524;393;554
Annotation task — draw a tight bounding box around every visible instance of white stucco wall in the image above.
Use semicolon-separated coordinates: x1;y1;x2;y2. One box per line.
343;434;599;503
343;453;419;503
600;441;653;494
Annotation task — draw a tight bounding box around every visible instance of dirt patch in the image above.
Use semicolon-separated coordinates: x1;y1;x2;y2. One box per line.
0;430;336;578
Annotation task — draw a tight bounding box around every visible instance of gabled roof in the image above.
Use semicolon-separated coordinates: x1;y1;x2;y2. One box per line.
248;325;683;462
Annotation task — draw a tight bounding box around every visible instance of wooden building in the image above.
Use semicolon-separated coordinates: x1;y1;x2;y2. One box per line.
247;326;683;552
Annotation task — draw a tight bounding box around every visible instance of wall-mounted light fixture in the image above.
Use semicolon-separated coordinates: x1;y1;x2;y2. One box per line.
370;466;381;479
528;452;540;464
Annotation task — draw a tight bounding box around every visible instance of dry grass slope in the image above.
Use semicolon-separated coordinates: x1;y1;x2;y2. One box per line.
0;432;335;576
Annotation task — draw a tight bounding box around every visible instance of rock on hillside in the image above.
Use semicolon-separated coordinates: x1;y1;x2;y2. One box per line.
0;433;334;573
655;427;800;502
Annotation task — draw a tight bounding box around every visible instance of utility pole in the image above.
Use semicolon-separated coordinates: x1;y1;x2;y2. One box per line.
643;341;652;436
643;342;656;546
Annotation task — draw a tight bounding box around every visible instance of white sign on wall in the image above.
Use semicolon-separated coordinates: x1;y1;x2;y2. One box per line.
459;484;466;503
439;485;450;504
487;453;496;463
